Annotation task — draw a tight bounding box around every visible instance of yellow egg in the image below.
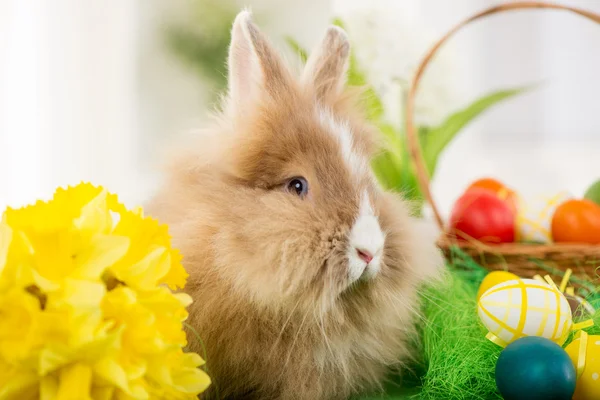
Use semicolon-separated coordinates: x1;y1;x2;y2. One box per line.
516;192;571;243
477;271;519;299
565;335;600;400
478;278;573;346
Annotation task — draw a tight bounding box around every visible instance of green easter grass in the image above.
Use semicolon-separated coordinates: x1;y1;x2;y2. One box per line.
354;248;600;400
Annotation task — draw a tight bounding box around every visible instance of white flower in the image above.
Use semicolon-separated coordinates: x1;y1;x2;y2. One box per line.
333;0;462;128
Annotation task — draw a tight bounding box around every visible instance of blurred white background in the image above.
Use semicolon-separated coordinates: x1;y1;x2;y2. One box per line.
1;0;599;222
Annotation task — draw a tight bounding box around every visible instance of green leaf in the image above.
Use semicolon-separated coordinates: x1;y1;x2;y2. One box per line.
371;150;404;192
378;123;403;149
422;86;532;176
371;125;406;193
347;55;385;122
332;17;345;28
370;124;422;202
284;37;308;64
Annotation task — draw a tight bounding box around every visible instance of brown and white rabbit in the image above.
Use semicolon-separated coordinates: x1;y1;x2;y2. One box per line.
146;10;443;400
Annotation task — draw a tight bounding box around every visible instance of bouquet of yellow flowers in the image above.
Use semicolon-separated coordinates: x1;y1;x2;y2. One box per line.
0;183;210;399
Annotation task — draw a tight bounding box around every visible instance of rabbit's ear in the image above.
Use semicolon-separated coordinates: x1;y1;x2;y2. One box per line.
226;10;289;116
302;26;350;101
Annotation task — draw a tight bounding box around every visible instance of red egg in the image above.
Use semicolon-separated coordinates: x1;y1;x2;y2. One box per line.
449;188;516;243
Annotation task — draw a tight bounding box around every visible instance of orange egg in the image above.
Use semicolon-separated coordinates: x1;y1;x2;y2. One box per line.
467;178;518;213
552;199;600;244
467;178;506;193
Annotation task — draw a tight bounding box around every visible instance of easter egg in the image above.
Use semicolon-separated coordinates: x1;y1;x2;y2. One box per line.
478;278;572;346
467;177;507;193
467;177;519;212
476;270;519;300
552;199;600;244
448;188;516;243
565;335;600;400
496;336;576;400
516;191;571;244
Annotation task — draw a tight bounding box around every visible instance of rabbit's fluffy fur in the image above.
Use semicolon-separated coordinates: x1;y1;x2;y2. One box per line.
146;10;443;400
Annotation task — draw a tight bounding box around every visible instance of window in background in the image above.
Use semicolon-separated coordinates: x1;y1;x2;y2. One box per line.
0;1;143;209
0;0;46;210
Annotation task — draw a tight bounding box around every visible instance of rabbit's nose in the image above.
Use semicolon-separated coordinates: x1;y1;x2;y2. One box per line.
356;248;374;264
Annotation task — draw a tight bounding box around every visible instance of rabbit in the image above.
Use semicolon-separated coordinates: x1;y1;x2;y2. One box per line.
145;10;443;400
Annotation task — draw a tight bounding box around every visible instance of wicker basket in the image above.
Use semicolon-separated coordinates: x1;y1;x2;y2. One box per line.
405;2;600;280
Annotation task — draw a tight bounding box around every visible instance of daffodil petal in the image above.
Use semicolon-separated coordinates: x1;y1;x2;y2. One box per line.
180;352;204;368
0;223;12;276
147;357;172;387
40;374;59;400
173;367;211;395
15;230;34;255
174;293;193;309
122;357;147;381
93;357;130;393
74;234;130;280
60;279;106;309
0;370;38;400
90;387;115;400
159;256;188;290
68;311;106;346
56;363;92;400
106;192;127;215
0;289;40;363
30;268;61;291
39;347;73;376
118;247;170;290
73;189;111;235
128;381;150;400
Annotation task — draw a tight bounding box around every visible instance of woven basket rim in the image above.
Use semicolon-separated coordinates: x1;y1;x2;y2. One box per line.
438;235;600;255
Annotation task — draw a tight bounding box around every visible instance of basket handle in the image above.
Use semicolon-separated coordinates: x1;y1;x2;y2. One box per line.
405;2;600;230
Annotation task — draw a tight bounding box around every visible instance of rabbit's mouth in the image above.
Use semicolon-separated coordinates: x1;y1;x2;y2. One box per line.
346;248;383;285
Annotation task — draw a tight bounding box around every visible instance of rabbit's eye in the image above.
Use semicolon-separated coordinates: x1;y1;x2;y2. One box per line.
286;177;308;198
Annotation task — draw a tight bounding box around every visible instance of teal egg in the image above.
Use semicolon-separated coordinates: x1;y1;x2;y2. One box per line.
495;336;576;400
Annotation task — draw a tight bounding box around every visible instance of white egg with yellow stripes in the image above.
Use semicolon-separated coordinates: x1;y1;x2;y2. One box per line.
477;278;572;347
516;191;571;243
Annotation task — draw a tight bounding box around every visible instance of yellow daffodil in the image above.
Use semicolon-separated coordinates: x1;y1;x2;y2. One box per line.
0;183;210;399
